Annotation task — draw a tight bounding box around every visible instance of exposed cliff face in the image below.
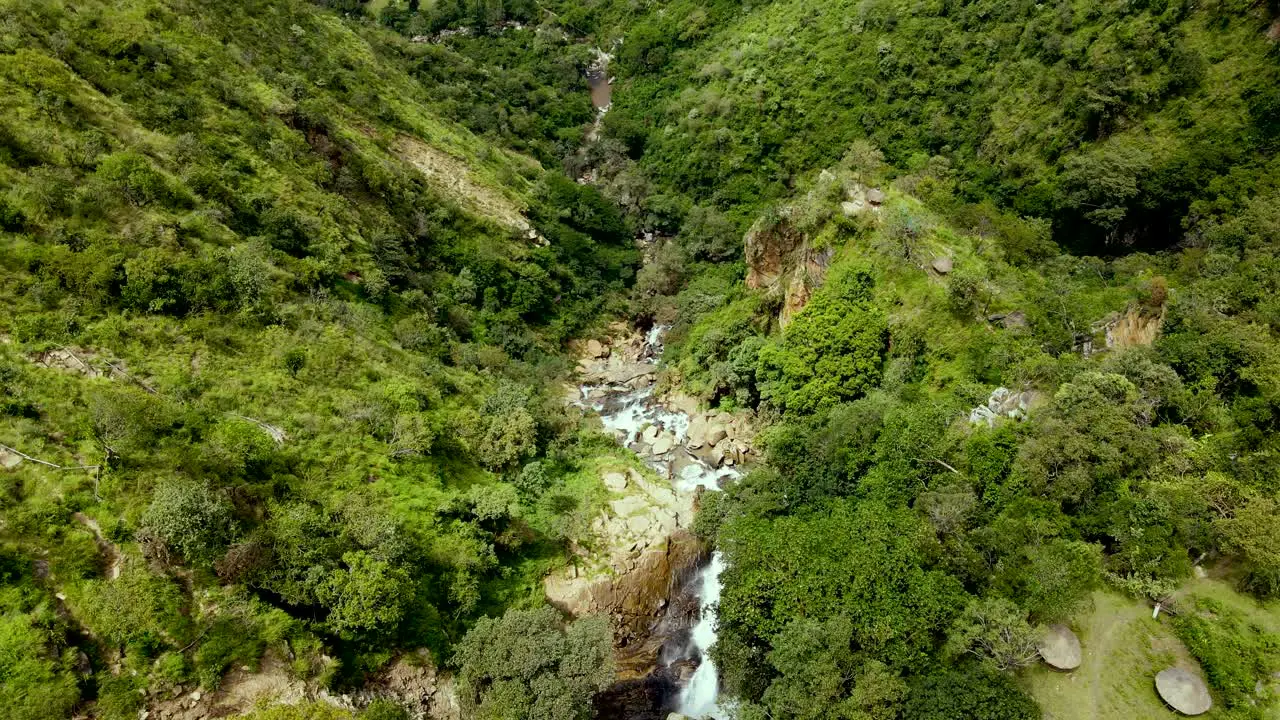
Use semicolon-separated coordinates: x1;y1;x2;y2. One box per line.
1105;305;1165;349
744;212;808;293
544;466;707;677
744;213;838;329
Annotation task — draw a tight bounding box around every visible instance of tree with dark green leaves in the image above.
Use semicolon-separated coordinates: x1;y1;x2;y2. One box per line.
757;269;888;414
453;606;615;720
904;667;1040;720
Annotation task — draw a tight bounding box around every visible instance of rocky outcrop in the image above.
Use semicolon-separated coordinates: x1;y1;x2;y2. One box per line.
743;182;884;328
676;399;755;470
743;213;836;329
355;653;461;720
744;212;807;292
1103;306;1164;349
545;466;705;677
968;387;1038;427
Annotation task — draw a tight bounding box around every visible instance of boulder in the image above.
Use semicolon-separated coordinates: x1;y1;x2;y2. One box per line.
705;424;728;446
610;496;648;517
1002;310;1027;328
651;433;675;456
866;188;886;205
0;449;22;470
931;256;953;274
603;472;629;492
1037;624;1082;670
642;425;661;444
841;199;865;216
685;417;708;449
605;363;656;385
1155;667;1212;715
586;339;609;359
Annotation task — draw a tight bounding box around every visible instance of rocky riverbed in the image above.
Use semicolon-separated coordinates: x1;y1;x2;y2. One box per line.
545;323;754;719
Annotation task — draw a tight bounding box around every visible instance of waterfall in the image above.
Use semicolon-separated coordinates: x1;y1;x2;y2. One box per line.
677;551;728;719
576;325;739;718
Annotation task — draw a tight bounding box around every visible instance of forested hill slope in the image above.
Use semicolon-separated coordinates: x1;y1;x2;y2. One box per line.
0;1;635;718
585;0;1280;252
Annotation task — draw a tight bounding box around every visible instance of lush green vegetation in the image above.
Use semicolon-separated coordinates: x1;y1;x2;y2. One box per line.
5;0;1280;717
584;0;1280;253
0;0;629;717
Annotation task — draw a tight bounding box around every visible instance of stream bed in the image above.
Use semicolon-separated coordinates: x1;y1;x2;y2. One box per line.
574;326;737;719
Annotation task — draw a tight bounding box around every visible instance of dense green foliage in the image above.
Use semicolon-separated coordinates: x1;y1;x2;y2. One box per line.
581;0;1280;253
453;606;615;720
0;0;635;716
4;0;1280;716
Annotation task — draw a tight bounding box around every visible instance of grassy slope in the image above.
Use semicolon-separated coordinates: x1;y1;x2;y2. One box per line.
0;0;629;713
601;0;1279;248
1025;579;1280;719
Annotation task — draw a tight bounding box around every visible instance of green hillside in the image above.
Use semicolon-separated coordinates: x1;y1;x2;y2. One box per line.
0;0;634;717
4;0;1280;718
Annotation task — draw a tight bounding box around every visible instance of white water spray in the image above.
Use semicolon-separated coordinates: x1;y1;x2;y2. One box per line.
677;551;728;719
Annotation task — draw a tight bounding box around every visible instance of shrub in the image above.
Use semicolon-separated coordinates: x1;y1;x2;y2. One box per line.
140;481;238;565
757;269;887;414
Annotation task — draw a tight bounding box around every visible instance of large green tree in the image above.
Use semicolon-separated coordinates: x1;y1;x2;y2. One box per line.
453;606;615;720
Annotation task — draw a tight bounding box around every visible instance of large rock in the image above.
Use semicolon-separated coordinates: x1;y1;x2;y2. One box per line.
932;256;953;274
605;363;657;385
0;449;22;470
1037;624;1082;670
651;433;675;456
586;339;609;359
866;187;886;205
1155;667;1212;715
704;423;728;446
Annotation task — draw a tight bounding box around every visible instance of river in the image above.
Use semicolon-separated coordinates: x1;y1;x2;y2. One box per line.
574;326;736;719
575;50;734;720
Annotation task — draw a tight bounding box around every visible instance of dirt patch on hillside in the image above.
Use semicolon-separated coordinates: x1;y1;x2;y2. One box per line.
395;136;535;237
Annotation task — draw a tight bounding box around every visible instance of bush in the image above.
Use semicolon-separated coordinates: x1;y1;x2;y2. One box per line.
756;269;887;414
904;666;1040;720
454;606;615;720
140;481;238;565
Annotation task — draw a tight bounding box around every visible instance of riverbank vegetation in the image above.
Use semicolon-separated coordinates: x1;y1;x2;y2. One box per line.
4;0;1280;718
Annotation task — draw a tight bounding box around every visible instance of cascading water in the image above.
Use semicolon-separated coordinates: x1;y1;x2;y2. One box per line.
575;325;738;719
676;551;728;719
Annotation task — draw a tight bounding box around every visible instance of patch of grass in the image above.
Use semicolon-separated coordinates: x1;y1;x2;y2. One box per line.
1025;582;1280;720
1022;591;1194;720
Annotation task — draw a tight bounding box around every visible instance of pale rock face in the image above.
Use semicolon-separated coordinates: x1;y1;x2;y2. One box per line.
704;424;728;446
931;256;953;274
968;387;1037;427
651;432;675;455
603;472;629;491
0;449;22;470
610;495;650;517
866;187;886;205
